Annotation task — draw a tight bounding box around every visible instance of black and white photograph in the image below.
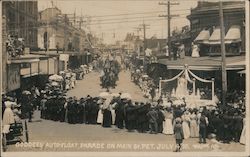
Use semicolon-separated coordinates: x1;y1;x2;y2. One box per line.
1;0;249;156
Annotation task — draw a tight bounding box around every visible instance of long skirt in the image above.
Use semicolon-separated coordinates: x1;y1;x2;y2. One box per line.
111;109;116;125
190;120;199;138
163;118;173;135
102;110;112;127
64;109;68;123
240;125;246;145
97;109;103;124
182;121;190;139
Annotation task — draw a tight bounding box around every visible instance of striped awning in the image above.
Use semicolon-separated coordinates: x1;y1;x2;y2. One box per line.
225;25;241;44
208;27;221;45
194;30;210;44
7;58;40;64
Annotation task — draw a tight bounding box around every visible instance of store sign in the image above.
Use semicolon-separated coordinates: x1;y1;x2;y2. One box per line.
48;58;55;74
59;54;69;61
7;64;21;92
39;59;48;74
31;62;39;74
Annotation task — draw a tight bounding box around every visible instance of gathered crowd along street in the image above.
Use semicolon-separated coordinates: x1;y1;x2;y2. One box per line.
2;54;246;152
1;0;247;153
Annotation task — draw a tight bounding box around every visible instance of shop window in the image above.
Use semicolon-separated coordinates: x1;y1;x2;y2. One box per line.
21;63;30;68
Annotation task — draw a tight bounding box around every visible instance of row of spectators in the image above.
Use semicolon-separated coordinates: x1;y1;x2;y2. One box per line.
35;91;246;145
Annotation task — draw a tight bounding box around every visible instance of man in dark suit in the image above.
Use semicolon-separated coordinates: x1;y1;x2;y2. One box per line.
199;112;208;144
156;106;165;133
147;106;158;134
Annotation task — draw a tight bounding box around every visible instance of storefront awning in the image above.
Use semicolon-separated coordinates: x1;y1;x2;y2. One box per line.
8;58;40;64
225;25;241;44
158;56;245;71
237;70;245;74
194;30;210;44
208;27;221;45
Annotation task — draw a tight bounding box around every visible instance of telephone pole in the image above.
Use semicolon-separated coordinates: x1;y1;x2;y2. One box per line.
219;1;227;107
139;22;150;68
159;0;179;60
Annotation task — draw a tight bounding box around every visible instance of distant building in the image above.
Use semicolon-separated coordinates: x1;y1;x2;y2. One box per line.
123;33;143;55
37;7;86;52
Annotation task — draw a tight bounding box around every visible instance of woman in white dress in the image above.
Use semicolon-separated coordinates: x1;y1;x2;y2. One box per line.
163;108;174;135
97;100;104;124
3;101;15;126
191;43;200;58
182;111;191;139
175;74;188;99
189;110;199;138
240;118;246;145
110;102;117;125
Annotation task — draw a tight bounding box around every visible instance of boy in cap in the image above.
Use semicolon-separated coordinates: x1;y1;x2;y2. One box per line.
174;117;184;152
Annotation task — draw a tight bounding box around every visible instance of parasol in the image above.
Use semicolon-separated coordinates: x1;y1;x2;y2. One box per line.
51;81;59;86
22;90;31;95
99;92;110;98
111;93;120;97
49;74;63;81
65;73;71;78
120;93;132;100
59;71;65;75
142;74;149;78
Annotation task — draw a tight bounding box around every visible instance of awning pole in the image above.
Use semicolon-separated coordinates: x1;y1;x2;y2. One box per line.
159;78;162;97
212;78;215;101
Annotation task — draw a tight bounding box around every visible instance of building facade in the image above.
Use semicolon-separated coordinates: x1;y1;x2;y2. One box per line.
2;1;38;49
37;7;86;52
2;2;60;95
187;1;245;55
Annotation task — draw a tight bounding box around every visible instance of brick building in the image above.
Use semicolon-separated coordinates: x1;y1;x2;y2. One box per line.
2;1;38;49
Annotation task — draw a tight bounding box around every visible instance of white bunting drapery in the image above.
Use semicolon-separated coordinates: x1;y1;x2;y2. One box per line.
160;70;184;83
159;65;215;102
187;69;213;83
184;69;194;83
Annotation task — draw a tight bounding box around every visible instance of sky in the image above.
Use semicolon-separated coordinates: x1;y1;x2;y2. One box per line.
38;0;198;44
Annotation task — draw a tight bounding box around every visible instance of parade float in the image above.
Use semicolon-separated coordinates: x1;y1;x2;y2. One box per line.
100;57;120;90
159;64;218;108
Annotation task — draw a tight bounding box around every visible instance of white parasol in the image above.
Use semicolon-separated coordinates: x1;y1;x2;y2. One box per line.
111;93;120;97
142;74;149;78
22;90;31;95
59;71;65;75
49;74;63;81
99;92;110;98
120;93;132;100
51;81;59;86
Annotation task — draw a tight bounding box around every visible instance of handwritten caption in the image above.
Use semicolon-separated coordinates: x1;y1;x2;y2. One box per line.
15;142;220;150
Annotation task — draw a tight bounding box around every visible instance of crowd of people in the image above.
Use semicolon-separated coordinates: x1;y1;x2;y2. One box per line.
1;52;246;152
2;81;246;152
27;89;245;149
6;34;25;57
130;67;157;101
